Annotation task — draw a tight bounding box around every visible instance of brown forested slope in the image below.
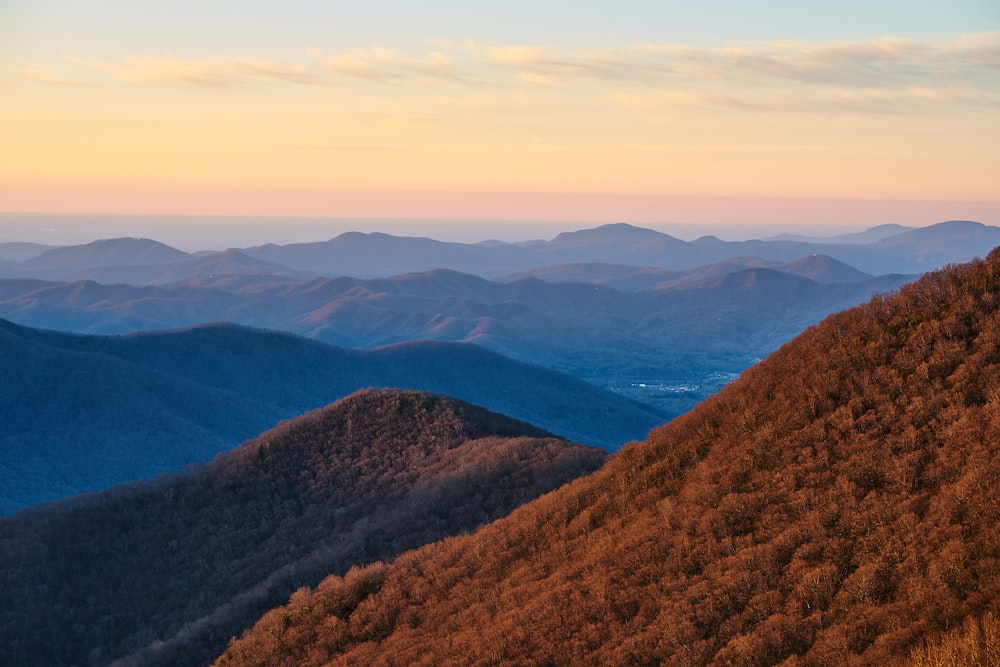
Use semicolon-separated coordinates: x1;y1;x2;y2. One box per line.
0;389;606;667
219;249;1000;666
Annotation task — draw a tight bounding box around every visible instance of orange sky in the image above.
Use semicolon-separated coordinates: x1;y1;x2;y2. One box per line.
2;4;998;232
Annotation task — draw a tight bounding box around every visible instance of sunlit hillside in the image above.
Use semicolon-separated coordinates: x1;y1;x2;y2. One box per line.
220;250;1000;665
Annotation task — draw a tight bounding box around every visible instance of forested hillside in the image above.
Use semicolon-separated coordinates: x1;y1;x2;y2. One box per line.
0;390;606;667
219;250;1000;665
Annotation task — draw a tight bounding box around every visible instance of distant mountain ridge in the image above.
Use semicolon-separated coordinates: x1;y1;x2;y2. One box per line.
1;220;996;283
496;253;873;290
0;318;662;513
238;219;1000;277
0;389;607;667
767;223;913;244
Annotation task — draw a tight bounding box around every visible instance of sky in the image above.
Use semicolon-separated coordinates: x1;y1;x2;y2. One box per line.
1;1;999;244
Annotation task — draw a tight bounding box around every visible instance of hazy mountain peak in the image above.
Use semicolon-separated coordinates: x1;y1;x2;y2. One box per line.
551;222;674;243
27;237;190;267
781;253;873;283
700;266;814;291
332;230;433;243
877;219;987;244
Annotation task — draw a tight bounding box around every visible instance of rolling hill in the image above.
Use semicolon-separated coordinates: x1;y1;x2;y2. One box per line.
218;248;1000;665
0;318;662;513
0;389;607;667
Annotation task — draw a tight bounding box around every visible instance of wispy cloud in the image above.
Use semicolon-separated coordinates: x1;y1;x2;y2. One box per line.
78;54;319;88
476;44;638;82
24;68;93;87
21;32;999;116
323;46;463;84
610;86;999;117
464;33;1000;88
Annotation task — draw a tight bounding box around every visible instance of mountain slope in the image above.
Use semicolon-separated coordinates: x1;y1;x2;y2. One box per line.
0;389;607;667
0;319;661;513
219;249;1000;665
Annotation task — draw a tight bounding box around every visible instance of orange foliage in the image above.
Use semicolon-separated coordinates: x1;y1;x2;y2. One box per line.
901;612;1000;666
220;249;1000;666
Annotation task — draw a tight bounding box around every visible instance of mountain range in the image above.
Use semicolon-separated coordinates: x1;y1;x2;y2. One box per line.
1;220;997;284
0;317;661;514
1;220;998;665
6;220;995;421
496;253;875;290
214;246;1000;666
0;264;916;418
0;389;606;667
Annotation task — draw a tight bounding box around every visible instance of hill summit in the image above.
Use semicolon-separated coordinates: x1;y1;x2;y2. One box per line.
0;389;606;667
220;250;1000;665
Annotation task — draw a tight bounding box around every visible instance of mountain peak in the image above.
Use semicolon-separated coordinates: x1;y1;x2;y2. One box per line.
876;219;992;245
781;253;873;283
264;388;556;458
551;223;675;244
26;236;189;268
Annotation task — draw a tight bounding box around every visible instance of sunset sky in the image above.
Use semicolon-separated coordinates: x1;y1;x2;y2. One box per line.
2;1;998;243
